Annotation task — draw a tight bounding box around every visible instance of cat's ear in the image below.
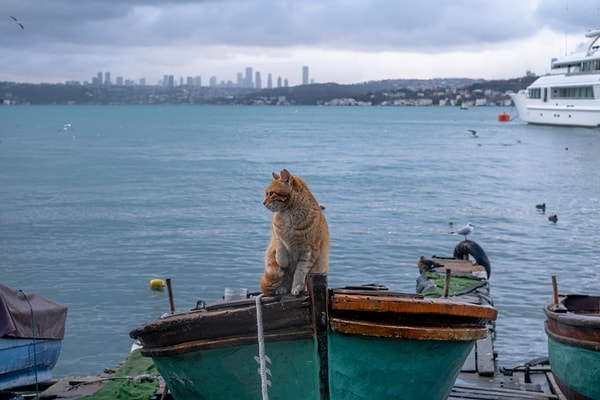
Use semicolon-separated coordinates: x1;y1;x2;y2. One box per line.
280;169;292;184
272;172;280;180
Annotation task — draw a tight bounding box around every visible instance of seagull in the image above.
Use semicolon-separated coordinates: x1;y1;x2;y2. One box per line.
58;123;73;133
451;222;474;240
548;214;558;223
468;129;478;138
10;16;24;30
417;256;444;273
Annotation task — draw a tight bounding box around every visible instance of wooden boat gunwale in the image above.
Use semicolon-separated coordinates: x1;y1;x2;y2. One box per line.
130;294;313;350
330;318;488;340
544;294;600;352
330;290;498;320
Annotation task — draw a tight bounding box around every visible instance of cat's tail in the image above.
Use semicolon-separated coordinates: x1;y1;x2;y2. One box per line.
260;268;283;296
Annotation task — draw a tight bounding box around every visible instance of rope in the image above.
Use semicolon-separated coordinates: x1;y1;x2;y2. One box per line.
20;289;40;400
255;293;270;400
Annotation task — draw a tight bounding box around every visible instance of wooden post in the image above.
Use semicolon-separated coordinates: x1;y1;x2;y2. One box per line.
166;278;175;313
307;274;329;400
443;269;452;298
551;275;559;305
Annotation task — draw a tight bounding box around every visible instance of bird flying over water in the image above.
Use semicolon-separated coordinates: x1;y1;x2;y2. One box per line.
468;129;478;137
451;222;474;240
10;16;24;30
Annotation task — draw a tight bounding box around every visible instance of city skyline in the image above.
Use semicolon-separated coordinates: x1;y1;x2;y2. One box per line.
85;65;309;88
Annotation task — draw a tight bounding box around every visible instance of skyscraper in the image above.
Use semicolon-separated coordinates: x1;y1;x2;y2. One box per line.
245;67;253;88
302;66;309;85
255;71;262;90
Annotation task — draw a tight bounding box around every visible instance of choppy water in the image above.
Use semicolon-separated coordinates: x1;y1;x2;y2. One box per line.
1;105;599;377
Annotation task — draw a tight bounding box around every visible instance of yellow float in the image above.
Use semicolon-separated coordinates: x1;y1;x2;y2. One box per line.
149;278;166;291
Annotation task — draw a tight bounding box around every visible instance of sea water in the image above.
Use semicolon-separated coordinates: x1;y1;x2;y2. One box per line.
1;105;599;377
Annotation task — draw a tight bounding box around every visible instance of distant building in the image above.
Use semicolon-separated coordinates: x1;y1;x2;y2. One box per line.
277;76;282;88
245;67;253;88
255;71;262;90
302;66;309;85
104;72;111;86
267;73;273;89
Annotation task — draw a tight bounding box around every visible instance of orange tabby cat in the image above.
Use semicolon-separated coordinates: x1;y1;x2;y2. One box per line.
260;169;329;296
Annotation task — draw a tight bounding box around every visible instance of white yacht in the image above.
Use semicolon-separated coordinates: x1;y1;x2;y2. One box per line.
510;29;600;127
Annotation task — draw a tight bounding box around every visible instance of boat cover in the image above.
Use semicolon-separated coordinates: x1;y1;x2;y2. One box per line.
0;284;68;340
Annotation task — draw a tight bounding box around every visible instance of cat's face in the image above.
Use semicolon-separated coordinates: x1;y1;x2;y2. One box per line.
263;180;290;212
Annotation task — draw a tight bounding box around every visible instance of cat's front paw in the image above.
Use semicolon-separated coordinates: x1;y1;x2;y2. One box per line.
291;284;306;296
275;286;290;295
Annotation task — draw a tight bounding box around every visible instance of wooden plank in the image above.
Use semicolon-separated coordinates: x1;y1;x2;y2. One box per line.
476;335;495;376
545;372;568;400
451;384;558;399
461;345;477;372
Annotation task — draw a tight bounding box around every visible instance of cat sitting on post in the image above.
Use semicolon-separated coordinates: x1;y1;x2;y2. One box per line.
260;169;329;296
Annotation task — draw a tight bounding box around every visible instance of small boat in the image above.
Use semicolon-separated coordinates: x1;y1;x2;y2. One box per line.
328;287;497;400
544;282;600;400
0;284;68;391
129;275;328;400
326;239;496;400
510;29;600;127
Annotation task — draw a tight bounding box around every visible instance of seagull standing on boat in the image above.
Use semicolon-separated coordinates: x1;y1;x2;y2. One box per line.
451;223;474;240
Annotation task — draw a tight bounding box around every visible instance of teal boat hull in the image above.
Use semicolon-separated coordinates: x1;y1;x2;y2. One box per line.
545;294;600;400
152;337;320;400
547;336;600;400
328;331;474;400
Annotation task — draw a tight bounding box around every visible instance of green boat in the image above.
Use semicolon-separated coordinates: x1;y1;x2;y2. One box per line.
328;287;497;400
545;293;600;400
129;275;329;400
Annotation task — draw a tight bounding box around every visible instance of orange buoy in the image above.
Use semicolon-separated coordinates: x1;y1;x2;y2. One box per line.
498;112;510;122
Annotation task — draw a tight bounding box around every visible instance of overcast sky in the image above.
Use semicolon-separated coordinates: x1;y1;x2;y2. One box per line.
2;0;600;86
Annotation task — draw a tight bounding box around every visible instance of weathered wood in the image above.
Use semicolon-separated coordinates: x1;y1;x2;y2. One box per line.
131;295;312;349
462;345;477;372
545;294;600;351
430;257;487;274
330;291;497;320
331;318;488;340
476;334;495;376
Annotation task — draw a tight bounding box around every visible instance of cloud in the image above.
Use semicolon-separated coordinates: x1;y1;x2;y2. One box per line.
1;0;600;84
